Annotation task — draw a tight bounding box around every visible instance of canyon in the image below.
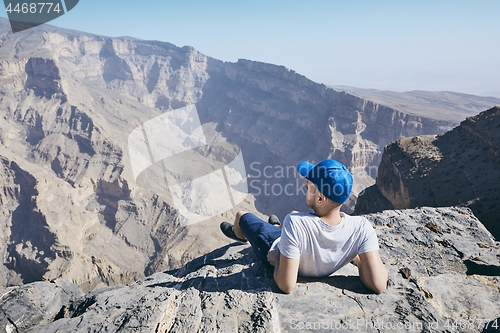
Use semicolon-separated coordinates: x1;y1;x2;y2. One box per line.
0;17;499;293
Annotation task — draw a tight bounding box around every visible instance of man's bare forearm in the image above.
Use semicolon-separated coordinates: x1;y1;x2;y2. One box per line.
358;263;387;294
270;252;299;294
354;253;388;294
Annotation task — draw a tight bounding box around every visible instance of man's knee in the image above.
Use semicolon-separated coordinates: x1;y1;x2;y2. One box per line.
235;211;249;224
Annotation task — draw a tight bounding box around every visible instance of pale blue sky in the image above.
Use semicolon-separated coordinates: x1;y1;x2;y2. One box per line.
2;1;499;96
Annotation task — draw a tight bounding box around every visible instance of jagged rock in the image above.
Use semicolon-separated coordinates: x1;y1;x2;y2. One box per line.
355;107;500;240
0;279;83;332
5;207;498;333
0;17;497;292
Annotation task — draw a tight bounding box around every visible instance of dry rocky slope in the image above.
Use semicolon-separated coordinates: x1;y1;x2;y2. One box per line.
0;17;496;292
1;207;499;333
355;107;500;240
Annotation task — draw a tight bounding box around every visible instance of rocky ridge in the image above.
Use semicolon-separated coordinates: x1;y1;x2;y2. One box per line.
0;17;494;291
1;207;499;333
355;107;500;240
332;86;500;122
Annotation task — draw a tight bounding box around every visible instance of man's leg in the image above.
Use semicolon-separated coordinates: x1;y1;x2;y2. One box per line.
233;211;248;240
235;211;281;266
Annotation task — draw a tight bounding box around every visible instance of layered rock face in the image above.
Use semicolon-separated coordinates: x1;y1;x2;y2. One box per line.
0;17;487;291
355;107;500;240
2;207;499;332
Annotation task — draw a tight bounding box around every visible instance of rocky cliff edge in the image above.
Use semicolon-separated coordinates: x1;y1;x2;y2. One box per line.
1;207;499;333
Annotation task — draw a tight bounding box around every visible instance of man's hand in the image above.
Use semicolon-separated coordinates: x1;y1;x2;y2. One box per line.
267;248;280;267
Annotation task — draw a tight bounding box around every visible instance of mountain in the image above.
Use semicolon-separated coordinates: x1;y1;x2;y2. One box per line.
355;107;500;239
0;17;496;291
2;207;499;332
332;86;500;122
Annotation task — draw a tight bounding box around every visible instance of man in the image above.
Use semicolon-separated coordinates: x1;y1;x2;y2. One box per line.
220;159;388;294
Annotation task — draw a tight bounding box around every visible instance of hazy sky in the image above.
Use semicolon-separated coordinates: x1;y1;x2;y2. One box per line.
1;0;499;96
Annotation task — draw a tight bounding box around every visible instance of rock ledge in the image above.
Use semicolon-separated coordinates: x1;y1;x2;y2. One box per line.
1;207;499;332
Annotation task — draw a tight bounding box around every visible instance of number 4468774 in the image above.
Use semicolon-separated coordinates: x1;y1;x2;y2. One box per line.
485;318;499;330
5;2;62;14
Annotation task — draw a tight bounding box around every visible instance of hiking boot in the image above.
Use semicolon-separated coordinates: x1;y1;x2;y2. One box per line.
220;222;248;243
268;214;281;226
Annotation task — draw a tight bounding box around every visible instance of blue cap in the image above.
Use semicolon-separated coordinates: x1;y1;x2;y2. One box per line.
297;159;353;204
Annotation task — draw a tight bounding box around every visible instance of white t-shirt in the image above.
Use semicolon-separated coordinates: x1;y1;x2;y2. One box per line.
272;212;379;277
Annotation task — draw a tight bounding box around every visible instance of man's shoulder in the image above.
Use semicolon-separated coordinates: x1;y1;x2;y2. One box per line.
288;211;316;218
287;212;317;223
342;213;373;229
284;212;317;228
342;213;368;222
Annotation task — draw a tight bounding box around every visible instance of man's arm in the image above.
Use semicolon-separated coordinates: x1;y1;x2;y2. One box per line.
268;249;300;294
352;251;388;294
